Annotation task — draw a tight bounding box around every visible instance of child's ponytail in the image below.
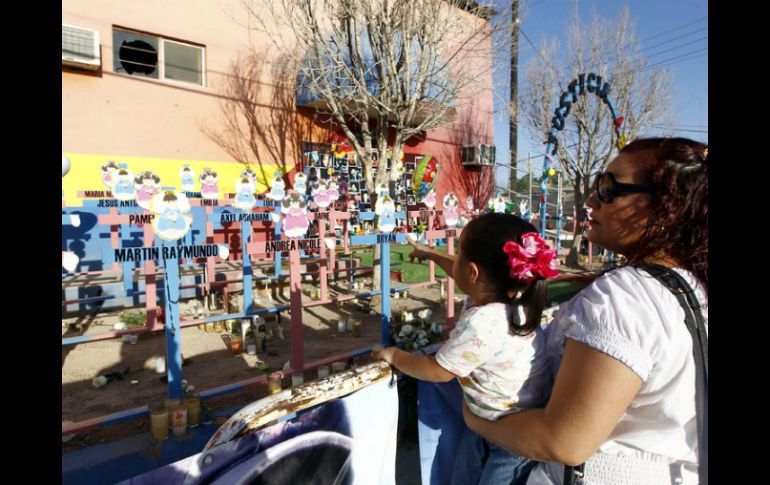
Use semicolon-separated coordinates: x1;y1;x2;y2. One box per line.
510;279;547;336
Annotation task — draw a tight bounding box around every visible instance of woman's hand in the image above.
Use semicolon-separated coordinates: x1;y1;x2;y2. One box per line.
373;346;398;365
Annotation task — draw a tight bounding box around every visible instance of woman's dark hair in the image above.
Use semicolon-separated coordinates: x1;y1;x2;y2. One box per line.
619;137;708;294
460;212;548;336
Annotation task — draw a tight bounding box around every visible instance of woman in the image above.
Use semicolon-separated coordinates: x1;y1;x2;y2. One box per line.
461;137;708;484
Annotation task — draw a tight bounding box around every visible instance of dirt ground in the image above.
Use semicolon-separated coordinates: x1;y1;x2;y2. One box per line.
62;278;463;448
61;255;596;454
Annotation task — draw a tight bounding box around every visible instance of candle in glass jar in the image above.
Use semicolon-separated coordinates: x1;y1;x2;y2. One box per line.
353;320;362;337
150;405;169;441
184;396;201;427
292;374;304;387
337;319;346;333
317;366;330;379
267;372;283;395
169;403;187;437
332;361;346;373
230;335;243;355
213;321;224;333
346;317;355;332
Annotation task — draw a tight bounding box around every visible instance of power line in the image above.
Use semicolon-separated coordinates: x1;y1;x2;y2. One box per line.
638;16;708;44
648;125;708;133
640;27;708;53
645;36;708;59
640;48;708;71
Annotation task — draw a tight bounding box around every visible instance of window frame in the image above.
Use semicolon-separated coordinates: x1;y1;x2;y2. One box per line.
112;27;206;88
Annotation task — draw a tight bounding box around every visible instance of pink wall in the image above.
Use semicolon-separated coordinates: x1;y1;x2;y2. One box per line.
63;0;495;200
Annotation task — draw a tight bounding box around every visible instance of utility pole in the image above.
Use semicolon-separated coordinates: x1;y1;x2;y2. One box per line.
509;0;520;191
528;151;532;212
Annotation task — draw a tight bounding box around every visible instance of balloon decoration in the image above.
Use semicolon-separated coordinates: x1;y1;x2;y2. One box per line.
62;154;71;178
540;72;625;237
412;155;439;200
151;190;193;241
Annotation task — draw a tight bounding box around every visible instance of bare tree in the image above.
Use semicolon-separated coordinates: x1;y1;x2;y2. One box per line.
516;5;673;266
241;0;507;197
443;98;495;211
201;51;324;189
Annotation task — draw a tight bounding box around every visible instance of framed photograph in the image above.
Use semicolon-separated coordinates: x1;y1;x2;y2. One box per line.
349;181;360;194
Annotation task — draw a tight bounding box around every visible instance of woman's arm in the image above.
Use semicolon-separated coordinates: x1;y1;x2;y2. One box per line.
462;339;643;465
376;347;456;382
407;239;456;275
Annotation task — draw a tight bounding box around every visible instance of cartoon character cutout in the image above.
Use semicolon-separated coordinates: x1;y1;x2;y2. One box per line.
443;193;459;227
241;167;257;182
492;195;507;214
233;176;257;212
101;161;120;189
375;194;397;233
519;199;530;216
281;192;310;239
293;172;307;194
266;172;285;201
112;169;136;201
134;171;161;210
179;165;196;192
151;191;193;241
422;188;437;209
466;196;474;211
313;179;333;208
375;183;390;199
199;168;220;200
328;177;340;202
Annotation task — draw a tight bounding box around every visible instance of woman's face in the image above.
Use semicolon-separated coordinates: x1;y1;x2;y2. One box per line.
586;152;653;255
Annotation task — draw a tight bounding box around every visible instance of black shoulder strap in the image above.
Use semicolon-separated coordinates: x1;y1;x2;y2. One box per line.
635;263;708;485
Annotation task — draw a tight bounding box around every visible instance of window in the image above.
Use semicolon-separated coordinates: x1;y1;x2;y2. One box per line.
113;28;205;86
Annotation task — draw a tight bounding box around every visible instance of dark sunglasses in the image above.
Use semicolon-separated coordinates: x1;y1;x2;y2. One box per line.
592;172;656;203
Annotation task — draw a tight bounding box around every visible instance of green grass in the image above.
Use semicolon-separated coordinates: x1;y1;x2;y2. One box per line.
342;245;451;284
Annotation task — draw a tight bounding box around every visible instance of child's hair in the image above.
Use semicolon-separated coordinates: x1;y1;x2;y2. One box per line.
460;212;548;336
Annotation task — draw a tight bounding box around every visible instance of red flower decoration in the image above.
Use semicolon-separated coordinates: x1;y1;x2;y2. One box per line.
502;232;560;282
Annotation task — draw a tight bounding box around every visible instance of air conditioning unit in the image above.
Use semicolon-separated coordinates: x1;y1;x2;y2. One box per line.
62;24;101;71
461;144;496;166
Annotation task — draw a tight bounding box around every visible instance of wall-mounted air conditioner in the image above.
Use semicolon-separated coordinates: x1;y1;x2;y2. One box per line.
461;144;496;166
62;24;101;71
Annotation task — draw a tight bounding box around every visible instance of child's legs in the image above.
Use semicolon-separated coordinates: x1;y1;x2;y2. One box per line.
478;441;535;485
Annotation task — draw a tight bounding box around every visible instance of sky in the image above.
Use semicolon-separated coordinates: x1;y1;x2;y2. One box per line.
487;0;708;187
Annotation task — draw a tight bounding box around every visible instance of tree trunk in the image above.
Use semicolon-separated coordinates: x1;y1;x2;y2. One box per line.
565;178;585;268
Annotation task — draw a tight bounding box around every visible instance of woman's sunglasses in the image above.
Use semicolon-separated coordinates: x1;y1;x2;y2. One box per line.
592;172;656;203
